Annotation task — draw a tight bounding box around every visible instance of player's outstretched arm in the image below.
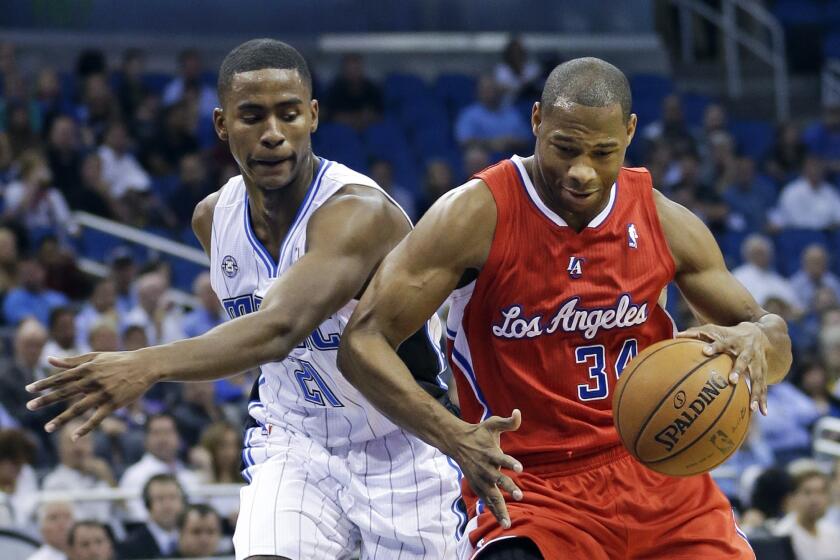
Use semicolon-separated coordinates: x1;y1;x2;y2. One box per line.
26;186;408;439
338;180;524;529
654;191;792;415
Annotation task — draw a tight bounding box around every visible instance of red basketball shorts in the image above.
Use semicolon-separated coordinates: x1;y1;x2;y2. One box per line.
460;446;754;559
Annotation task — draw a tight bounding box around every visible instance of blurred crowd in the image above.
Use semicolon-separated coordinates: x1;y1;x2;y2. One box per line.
0;35;839;559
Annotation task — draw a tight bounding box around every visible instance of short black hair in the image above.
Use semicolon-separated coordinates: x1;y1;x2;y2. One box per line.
177;503;220;531
142;473;184;510
48;306;75;330
68;520;113;547
540;57;632;122
218;38;312;101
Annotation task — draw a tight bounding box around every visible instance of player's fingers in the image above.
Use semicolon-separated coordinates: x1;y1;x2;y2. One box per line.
26;383;86;411
749;353;769;416
44;393;106;433
482;487;512;529
730;348;753;386
26;365;87;393
495;473;524;501
486;409;522;434
73;404;116;441
47;353;98;370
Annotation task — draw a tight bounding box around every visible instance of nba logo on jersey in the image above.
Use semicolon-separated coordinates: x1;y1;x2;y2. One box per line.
627;223;639;249
221;255;239;278
567;256;584;279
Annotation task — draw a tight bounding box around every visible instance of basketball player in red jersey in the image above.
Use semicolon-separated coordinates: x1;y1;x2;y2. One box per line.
338;57;791;559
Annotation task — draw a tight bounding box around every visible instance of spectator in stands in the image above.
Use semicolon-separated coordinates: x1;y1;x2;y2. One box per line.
494;37;542;105
791;245;840;312
34;67;64;133
182;273;222;338
701;130;738;192
325;53;383;130
121;324;148;352
66;521;115;560
733;234;800;309
803;104;840;175
97;120;151;203
741;467;795;535
119;413;200;522
5;99;42;160
40;307;80;373
757;377;822;465
3;257;69;326
462;145;491;179
794;360;840;418
75;279;118;350
75;49;106;82
172;381;225;448
723;156;777;234
116;48;148;123
37;236;88;300
455;75;531;154
820;324;840;389
641;94;696;156
123;271;184;346
87;320;119;353
129;93;162;163
828;462;840;526
0;318;48;418
46;116;83;202
43;420;115;523
4;150;79;244
75;152;119;219
0;428;38;527
715;422;775;504
76;73;120;145
772;155;840;230
168;152;212;227
766;122;807;185
163;49;217;125
29;501;74;560
0;227;19;303
368;159;417;222
175;504;224;558
107;248;136;316
196;422;241;528
774;468;840;560
145;101;200;176
694;102;728;161
119;474;185;559
668;151;728;235
418;158;455;215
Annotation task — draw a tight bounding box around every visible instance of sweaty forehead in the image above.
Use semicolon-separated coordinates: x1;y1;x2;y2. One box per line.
227;68;309;104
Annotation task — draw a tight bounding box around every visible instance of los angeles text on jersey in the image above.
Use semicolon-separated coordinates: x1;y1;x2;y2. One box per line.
491;293;649;341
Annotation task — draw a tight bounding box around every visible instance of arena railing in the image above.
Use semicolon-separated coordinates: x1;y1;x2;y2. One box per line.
670;0;790;121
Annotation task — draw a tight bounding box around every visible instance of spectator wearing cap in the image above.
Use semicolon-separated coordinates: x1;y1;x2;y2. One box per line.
3;257;68;326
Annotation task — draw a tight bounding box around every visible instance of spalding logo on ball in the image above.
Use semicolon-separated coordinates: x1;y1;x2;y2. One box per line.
613;338;752;477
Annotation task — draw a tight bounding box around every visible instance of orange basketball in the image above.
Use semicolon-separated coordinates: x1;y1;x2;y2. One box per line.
613;338;752;476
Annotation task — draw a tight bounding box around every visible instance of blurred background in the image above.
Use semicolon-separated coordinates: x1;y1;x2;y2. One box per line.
0;1;839;559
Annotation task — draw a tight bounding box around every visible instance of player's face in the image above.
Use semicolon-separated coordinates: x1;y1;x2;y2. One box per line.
214;68;318;191
532;101;636;221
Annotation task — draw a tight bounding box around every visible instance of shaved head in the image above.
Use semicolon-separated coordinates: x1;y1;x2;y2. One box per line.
541;57;632;122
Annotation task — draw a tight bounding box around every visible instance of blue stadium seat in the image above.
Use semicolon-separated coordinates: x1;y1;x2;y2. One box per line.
434;73;477;122
363;119;419;191
824;32;840;60
719;230;749;269
383;73;428;115
412;116;455;163
774;229;829;276
80;228;124;262
827;1;840;25
680;93;712;128
313;122;367;172
773;0;823;26
142;72;172;95
728;119;774;160
629;74;673;98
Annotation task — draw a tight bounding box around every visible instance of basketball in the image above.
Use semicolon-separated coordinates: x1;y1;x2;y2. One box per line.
613;339;752;477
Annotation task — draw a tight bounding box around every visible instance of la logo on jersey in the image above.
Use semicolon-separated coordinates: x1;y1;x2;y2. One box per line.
627;223;639;249
567;256;585;279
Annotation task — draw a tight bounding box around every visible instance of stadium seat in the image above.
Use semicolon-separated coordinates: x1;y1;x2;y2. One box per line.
141;72;172;95
313;122;367;172
383;72;429;115
719;230;750;269
773;229;829;276
824;32;840;60
728;120;774;160
79;228;124;262
434;73;477;122
772;0;823;26
681;93;713;128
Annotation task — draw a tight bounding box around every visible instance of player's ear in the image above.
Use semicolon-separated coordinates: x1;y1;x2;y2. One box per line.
309;99;319;134
625;113;637;145
213;108;228;142
531;101;542;137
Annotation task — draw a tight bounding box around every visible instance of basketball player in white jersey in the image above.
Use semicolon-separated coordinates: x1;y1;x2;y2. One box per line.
26;39;464;559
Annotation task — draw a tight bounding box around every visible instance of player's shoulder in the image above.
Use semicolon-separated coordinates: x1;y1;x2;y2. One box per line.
651;189;719;272
191;177;240;256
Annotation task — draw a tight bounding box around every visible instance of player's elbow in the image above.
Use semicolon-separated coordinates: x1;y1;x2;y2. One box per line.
255;312;296;363
337;313;377;385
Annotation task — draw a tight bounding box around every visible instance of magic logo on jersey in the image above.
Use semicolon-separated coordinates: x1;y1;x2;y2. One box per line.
492;293;649;341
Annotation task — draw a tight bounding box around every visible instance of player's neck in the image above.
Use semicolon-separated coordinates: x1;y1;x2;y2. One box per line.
246;153;319;256
524;155;609;232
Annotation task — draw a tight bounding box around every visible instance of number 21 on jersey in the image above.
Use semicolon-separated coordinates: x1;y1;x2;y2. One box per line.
576;339;638;401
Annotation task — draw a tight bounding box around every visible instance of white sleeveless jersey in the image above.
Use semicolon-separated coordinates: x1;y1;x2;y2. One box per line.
209;158;446;458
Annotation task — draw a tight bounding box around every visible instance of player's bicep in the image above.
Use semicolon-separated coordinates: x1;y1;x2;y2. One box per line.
352;181;495;346
657;192;765;325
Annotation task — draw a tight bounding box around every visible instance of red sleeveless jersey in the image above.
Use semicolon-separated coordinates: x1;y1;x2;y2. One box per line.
446;156;676;468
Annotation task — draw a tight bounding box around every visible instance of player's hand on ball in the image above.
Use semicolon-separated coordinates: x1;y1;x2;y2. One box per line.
450;409;524;529
25;351;158;440
676;322;771;415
